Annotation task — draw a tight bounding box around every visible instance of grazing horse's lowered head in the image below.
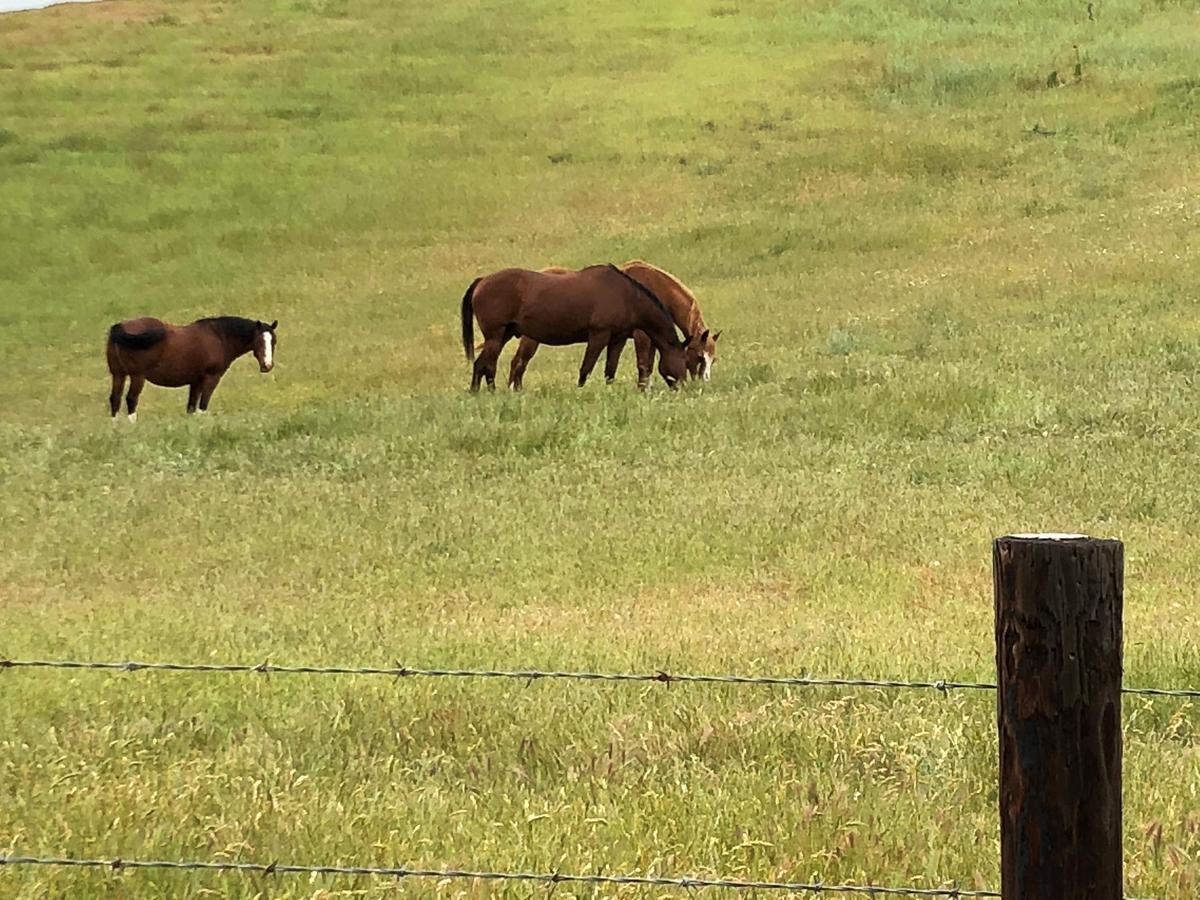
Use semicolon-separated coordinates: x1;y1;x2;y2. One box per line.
686;328;721;381
610;266;689;389
619;260;719;385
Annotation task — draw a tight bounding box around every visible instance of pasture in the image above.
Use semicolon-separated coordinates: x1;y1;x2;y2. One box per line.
1;0;1199;896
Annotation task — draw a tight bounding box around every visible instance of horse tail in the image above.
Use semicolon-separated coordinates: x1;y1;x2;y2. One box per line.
108;322;166;351
461;277;482;362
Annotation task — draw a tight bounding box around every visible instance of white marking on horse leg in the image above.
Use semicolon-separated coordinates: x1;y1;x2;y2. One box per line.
261;331;274;369
127;412;138;424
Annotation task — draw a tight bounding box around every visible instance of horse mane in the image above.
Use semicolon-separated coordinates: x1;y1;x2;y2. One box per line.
195;316;259;342
622;259;706;333
604;264;675;329
622;259;699;306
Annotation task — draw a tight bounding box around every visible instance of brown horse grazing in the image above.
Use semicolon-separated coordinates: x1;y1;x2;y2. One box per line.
460;264;690;393
507;260;720;390
106;316;278;420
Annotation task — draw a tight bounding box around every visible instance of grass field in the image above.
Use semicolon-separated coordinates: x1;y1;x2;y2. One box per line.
2;0;1199;896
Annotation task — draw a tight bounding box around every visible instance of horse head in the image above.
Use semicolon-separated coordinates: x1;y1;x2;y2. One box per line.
657;331;691;390
253;320;279;373
684;329;721;381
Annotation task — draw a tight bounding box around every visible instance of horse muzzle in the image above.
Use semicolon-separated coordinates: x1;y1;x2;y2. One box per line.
260;363;274;373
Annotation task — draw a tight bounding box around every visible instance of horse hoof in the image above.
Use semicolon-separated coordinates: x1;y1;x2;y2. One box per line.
127;413;138;424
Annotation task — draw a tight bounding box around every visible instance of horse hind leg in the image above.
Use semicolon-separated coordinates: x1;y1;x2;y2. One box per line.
125;375;146;422
471;326;517;393
472;336;504;393
470;353;487;393
109;373;126;418
486;331;519;390
187;382;201;414
509;338;539;390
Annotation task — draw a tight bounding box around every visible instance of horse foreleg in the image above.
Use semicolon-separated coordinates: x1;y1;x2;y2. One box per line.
509;338;539;390
604;337;626;384
634;331;655;390
109;373;126;418
186;383;201;414
197;374;221;413
125;375;146;422
577;333;609;387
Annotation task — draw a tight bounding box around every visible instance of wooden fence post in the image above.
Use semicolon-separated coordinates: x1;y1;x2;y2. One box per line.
994;533;1124;900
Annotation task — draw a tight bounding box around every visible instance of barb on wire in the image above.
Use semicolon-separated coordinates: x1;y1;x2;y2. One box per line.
0;854;1001;897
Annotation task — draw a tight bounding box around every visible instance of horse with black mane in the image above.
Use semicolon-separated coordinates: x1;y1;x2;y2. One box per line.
460;264;691;392
106;315;278;419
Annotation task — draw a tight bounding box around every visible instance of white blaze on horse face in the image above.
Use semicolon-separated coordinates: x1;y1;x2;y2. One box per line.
702;352;713;381
261;331;274;370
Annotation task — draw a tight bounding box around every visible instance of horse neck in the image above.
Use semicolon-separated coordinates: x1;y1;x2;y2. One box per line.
207;325;255;363
631;292;680;351
628;265;704;336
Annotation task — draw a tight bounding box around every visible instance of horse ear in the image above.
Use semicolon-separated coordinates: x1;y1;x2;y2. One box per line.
680;331;693;347
700;329;710;344
712;330;722;342
269;320;278;330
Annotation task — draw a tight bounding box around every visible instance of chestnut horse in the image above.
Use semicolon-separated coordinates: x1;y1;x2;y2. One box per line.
508;260;720;390
460;264;690;392
106;316;278;419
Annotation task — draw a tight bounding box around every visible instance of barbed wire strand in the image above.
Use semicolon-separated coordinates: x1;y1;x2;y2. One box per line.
1;658;1196;697
0;855;1000;897
0;658;991;691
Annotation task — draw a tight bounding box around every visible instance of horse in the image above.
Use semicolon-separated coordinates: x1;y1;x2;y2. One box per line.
105;316;278;420
507;260;720;390
460;264;691;393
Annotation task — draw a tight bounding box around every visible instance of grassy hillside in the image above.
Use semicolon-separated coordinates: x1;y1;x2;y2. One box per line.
1;0;1198;896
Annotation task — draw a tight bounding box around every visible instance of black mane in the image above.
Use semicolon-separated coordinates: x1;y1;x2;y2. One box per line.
195;316;259;342
606;264;675;327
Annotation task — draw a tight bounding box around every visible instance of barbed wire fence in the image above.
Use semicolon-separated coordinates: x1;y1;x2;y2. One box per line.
1;652;1193;897
3;656;1199;697
0;855;1006;897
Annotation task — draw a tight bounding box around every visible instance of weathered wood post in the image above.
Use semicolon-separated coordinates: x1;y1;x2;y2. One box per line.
994;533;1123;900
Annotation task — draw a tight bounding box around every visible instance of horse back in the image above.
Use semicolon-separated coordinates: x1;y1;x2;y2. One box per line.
525;265;630;311
472;266;627;345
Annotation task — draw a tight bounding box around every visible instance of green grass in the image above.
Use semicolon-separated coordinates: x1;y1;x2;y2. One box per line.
2;0;1199;896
